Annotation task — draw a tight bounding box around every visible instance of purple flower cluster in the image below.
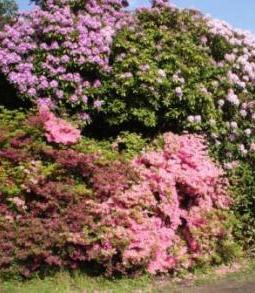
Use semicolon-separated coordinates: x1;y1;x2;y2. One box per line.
207;17;255;85
192;15;255;155
0;0;132;120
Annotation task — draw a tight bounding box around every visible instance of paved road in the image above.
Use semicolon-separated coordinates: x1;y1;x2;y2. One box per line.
174;281;255;293
157;276;255;293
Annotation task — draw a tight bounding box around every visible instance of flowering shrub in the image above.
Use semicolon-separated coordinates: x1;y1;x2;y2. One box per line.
87;132;237;274
0;0;132;122
224;161;255;253
0;109;238;277
100;5;226;131
94;1;255;251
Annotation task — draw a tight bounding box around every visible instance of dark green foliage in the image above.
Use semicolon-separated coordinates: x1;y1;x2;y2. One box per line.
95;7;231;135
228;162;255;254
0;73;32;109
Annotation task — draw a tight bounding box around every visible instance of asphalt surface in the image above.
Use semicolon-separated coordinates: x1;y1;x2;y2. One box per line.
159;279;255;293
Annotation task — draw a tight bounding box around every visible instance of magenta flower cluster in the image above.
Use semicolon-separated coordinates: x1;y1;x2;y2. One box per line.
38;104;81;145
83;133;231;274
0;0;132;120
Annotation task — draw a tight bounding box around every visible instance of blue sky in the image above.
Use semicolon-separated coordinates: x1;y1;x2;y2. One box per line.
17;0;255;33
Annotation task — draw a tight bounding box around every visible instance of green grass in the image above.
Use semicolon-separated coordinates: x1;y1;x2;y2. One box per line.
2;260;255;293
0;272;154;293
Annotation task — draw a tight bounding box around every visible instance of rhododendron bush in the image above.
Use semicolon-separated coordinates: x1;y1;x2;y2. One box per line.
0;109;237;277
0;0;132;122
99;3;255;161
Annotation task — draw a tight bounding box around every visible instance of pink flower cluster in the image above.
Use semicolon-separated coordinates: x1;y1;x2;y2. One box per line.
83;133;231;274
0;0;132;120
38;105;81;145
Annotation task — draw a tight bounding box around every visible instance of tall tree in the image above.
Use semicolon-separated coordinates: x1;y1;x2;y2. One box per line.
0;0;18;28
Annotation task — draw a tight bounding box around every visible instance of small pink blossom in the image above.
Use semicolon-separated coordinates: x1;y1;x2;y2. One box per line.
175;86;183;98
93;99;104;110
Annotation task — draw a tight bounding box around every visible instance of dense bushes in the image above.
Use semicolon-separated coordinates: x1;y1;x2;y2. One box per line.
96;2;255;254
100;4;255;160
2;0;255;158
226;162;255;254
1;0;255;279
0;108;238;277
